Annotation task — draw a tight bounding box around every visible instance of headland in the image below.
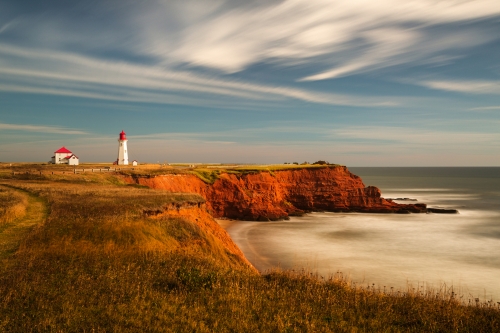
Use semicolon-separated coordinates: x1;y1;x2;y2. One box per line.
121;164;427;220
0;162;496;332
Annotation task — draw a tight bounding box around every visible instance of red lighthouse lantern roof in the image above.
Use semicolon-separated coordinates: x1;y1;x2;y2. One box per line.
119;130;127;140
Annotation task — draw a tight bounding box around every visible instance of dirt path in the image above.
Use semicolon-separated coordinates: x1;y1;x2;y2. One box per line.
0;185;47;265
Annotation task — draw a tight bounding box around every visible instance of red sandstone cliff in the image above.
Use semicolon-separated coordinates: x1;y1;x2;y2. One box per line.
123;166;426;220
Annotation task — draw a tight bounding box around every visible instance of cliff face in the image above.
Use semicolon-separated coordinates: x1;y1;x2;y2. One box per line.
145;201;255;269
124;166;426;220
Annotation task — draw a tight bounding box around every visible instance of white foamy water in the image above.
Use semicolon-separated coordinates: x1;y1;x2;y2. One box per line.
222;167;500;302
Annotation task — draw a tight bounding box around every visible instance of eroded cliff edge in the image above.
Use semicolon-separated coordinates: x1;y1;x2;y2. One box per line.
123;166;426;220
144;201;255;269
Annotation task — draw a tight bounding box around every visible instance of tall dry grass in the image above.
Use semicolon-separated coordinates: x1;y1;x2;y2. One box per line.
0;176;498;332
0;187;28;224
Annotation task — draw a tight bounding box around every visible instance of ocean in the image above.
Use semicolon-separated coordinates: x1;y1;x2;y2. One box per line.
221;167;500;302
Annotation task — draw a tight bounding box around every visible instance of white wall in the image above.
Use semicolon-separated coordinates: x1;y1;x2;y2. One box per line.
68;156;79;165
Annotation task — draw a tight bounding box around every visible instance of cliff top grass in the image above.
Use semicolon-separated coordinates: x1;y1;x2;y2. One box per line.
0;174;499;332
1;162;343;185
119;163;343;184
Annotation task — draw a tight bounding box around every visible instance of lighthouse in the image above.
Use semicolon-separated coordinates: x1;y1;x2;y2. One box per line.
117;130;129;165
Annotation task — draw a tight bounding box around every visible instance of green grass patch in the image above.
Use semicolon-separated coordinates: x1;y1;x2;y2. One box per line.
188;169;221;184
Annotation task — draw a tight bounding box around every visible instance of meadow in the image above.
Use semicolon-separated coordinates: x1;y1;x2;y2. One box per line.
0;164;499;332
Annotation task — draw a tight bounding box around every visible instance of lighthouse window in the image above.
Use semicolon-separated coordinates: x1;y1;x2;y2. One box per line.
120;143;123;146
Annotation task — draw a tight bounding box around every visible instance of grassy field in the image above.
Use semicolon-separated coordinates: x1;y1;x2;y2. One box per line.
0;166;499;332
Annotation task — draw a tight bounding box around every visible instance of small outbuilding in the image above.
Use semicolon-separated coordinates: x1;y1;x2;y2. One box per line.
65;154;80;166
132;160;138;166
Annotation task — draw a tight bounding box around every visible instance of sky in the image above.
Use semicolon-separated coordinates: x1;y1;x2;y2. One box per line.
0;0;499;166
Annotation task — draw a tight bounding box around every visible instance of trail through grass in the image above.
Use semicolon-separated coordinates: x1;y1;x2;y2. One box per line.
0;185;47;266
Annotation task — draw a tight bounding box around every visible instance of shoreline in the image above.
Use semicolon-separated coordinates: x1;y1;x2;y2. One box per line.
218;210;500;302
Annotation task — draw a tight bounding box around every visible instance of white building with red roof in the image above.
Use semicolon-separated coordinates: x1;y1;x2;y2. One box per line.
51;147;79;165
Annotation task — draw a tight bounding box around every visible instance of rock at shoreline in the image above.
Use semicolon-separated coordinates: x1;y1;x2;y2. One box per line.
427;208;459;214
386;198;418;201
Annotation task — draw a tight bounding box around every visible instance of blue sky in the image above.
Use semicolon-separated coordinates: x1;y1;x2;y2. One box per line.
0;0;499;166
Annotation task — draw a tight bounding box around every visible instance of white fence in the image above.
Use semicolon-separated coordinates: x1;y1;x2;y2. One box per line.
73;168;122;173
11;168;126;176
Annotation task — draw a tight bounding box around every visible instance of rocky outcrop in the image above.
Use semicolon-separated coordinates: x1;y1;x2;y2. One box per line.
427;208;459;214
123;166;427;220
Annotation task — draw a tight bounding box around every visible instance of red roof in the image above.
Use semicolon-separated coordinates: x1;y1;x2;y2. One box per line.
64;154;78;159
55;146;72;153
119;130;127;140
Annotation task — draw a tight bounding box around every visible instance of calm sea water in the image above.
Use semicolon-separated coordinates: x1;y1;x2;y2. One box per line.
221;167;500;301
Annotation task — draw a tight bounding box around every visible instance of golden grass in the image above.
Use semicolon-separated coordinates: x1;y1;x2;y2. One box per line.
0;185;46;269
0;172;498;332
0;186;28;224
1;162;341;185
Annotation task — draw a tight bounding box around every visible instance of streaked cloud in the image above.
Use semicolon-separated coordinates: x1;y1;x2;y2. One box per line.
0;44;397;107
0;22;14;34
418;80;500;95
127;124;500;150
4;1;499;83
331;126;500;146
469;106;500;111
0;122;88;135
140;0;500;80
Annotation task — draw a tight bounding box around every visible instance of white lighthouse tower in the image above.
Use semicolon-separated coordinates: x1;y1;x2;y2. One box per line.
117;130;129;165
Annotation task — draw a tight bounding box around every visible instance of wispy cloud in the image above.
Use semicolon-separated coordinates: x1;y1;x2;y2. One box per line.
0;122;88;135
140;0;500;80
418;80;500;95
469;106;500;111
331;126;500;146
4;0;499;87
0;22;13;34
0;44;397;107
127;124;500;150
